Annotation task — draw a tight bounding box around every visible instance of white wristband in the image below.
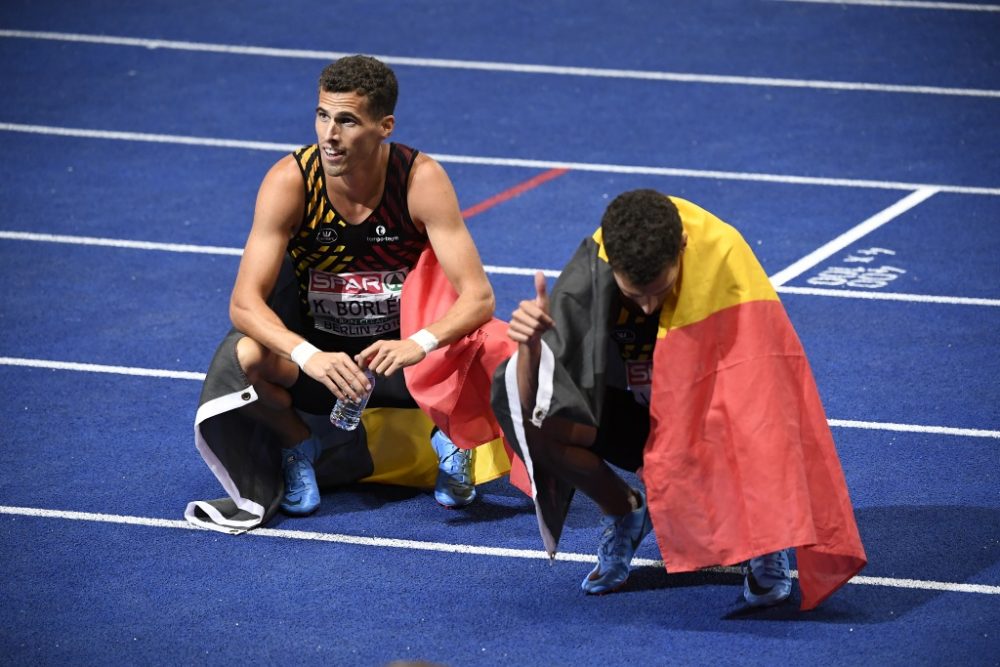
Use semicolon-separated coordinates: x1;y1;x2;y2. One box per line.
289;341;321;370
408;328;439;355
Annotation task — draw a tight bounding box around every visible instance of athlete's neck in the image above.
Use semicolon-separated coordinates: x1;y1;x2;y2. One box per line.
327;142;390;224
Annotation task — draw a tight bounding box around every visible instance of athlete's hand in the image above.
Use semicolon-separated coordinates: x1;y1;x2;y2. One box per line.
302;351;372;402
508;271;554;347
359;338;427;377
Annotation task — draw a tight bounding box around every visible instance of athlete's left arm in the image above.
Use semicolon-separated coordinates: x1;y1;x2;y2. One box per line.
359;154;495;376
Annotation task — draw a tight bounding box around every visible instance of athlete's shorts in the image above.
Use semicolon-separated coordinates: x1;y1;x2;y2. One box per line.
589;386;650;473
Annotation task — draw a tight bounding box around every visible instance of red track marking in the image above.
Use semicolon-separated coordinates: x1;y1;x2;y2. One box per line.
461;168;569;219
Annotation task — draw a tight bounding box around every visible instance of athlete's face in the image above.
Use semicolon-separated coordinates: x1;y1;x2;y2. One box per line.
612;262;680;316
611;234;687;315
314;90;394;177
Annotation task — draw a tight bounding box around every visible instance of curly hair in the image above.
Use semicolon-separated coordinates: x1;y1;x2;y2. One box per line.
600;189;684;286
318;55;398;119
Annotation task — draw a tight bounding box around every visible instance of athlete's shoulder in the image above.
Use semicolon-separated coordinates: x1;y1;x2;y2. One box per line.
263;153;306;187
411;148;453;173
292;143;317;158
390;141;420;165
255;154;308;227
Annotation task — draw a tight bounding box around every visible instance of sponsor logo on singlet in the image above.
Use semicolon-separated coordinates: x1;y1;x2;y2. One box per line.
366;222;400;244
611;328;636;344
316;227;338;244
308;268;407;337
612;303;657;407
625;360;653;407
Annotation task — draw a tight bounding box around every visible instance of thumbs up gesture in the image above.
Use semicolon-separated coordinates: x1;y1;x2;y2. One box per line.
508;271;554;346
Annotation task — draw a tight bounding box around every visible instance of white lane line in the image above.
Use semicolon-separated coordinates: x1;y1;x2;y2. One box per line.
0;356;206;381
2;504;998;595
483;264;562;278
1;29;998;98
4;122;1000;197
435;153;1000;196
0;122;296;152
1;229;995;306
768;188;938;287
0;230;555;278
2;356;998;438
0;230;243;256
775;286;1000;307
847;574;1000;595
829;419;1000;439
771;0;1000;11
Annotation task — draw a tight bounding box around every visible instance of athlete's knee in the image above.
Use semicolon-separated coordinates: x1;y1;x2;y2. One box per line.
235;336;269;381
536;415;597;448
235;337;298;409
236;336;299;385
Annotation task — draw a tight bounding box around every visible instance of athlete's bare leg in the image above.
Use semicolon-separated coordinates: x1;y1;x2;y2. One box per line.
235;336;310;448
523;415;637;517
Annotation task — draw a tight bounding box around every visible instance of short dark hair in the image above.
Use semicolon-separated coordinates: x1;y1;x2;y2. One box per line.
318;55;398;119
601;189;684;286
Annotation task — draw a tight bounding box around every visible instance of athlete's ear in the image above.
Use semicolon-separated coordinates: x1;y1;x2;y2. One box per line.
380;115;395;138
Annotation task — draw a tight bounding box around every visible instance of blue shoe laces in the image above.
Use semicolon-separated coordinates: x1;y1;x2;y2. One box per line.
439;446;472;483
596;514;630;567
748;551;789;588
284;452;312;494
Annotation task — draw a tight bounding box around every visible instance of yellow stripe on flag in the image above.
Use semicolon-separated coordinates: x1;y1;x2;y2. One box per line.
592;196;777;338
359;408;510;488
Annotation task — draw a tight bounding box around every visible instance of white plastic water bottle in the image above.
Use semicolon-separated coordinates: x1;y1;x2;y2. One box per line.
329;369;375;431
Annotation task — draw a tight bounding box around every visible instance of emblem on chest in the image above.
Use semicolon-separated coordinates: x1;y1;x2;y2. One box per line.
367;221;401;244
316;227;338;244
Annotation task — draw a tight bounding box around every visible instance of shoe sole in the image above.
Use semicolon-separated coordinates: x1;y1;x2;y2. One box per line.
279;500;320;517
743;586;792;607
434;494;476;509
436;501;466;510
582;508;651;596
583;576;629;596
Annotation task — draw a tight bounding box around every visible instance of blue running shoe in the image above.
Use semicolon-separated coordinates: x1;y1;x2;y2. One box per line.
743;549;792;607
280;446;320;516
581;490;653;595
430;430;476;508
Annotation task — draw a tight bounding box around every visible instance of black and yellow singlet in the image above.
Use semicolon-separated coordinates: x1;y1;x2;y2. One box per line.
288;143;427;356
609;295;660;407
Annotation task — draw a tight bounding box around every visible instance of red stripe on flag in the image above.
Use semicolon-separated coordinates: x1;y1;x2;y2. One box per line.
461;168;569;219
645;299;866;609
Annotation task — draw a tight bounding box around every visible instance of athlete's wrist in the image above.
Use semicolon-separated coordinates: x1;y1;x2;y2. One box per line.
408;328;439;355
290;341;321;370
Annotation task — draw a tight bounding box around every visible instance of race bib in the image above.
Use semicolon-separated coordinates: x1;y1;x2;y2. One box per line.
626;360;653;407
307;268;407;337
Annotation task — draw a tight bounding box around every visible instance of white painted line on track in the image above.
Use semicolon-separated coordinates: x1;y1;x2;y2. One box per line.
771;0;1000;11
847;574;1000;595
3;504;999;596
482;264;562;278
828;419;1000;439
3;123;1000;196
0;230;244;256
775;286;1000;307
0;122;296;152
0;356;206;381
768;188;938;286
2;356;997;438
0;230;553;278
1;29;997;98
1;229;995;306
432;153;1000;196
